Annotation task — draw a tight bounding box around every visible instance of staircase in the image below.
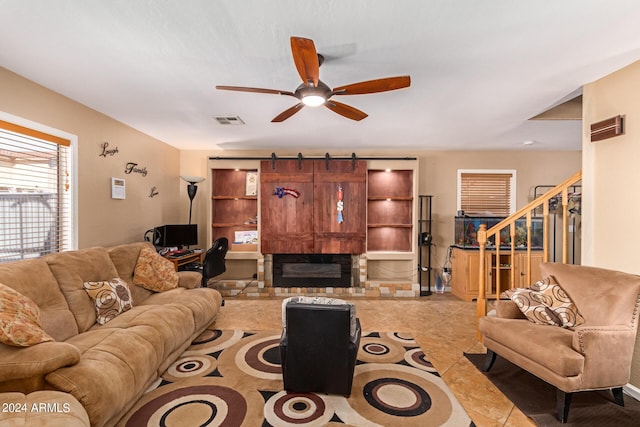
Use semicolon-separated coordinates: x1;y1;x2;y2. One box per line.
475;170;583;325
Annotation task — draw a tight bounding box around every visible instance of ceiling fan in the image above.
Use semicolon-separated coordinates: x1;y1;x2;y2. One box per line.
216;36;411;122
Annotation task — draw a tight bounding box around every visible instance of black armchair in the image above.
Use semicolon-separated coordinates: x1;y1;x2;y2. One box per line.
201;237;228;287
279;298;361;396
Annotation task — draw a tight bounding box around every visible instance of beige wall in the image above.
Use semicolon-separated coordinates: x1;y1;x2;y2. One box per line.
0;67;182;248
182;149;581;272
583;60;640;388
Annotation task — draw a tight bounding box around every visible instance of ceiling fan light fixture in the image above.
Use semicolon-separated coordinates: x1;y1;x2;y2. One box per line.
301;94;326;107
217;37;410;122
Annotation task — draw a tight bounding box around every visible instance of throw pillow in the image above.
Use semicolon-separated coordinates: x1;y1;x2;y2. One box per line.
0;282;55;346
83;278;133;325
507;276;585;328
133;246;179;292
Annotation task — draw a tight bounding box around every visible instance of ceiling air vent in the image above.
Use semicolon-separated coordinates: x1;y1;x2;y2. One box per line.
214;116;245;125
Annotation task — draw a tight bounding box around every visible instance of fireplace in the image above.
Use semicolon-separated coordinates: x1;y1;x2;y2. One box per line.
272;254;353;287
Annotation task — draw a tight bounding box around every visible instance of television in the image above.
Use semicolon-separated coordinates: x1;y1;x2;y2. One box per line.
153;224;198;247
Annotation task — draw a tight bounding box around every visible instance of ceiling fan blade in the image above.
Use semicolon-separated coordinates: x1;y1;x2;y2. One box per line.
325;100;368;121
272;103;305;122
332;76;411;95
216;85;295;97
290;37;319;86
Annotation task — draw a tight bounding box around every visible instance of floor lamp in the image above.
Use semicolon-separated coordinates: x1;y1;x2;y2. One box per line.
180;175;205;224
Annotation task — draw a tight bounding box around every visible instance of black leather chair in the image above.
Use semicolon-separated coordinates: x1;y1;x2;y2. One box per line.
201;237;228;287
279;299;361;396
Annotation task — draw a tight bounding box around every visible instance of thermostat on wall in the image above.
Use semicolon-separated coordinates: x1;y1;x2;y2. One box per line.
111;177;126;199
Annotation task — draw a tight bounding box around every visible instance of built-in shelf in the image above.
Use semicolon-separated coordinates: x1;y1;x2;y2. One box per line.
366;169;413;252
211;168;258;251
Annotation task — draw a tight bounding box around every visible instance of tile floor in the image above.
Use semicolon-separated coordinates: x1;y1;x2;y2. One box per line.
214;292;536;427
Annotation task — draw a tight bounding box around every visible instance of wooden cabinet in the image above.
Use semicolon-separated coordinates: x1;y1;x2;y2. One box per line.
211;168;258;252
313;160;367;254
259;159;367;254
515;251;544;287
451;247;543;301
367;169;413;252
451;248;481;301
259;160;314;254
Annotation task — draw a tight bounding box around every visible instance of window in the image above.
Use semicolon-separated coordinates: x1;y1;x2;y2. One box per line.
0;118;75;262
457;169;516;216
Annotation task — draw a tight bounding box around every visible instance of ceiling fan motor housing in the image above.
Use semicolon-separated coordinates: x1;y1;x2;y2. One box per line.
296;80;332;106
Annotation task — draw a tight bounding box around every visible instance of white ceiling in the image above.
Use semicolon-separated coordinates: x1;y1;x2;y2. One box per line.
2;0;640;152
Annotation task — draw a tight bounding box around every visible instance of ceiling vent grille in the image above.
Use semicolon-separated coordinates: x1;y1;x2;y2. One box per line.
214;116;245;125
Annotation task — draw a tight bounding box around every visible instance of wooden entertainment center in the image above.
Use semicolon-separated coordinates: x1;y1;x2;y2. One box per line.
207;156;423;296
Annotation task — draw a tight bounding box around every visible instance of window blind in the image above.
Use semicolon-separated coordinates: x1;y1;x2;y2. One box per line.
0;121;72;262
460;172;513;216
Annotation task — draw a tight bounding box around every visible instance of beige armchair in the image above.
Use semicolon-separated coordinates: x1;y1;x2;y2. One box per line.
479;262;640;423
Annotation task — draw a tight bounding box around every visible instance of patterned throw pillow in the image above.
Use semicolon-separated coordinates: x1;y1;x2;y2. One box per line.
506;277;585;328
83;278;133;325
133;246;179;292
0;282;55;346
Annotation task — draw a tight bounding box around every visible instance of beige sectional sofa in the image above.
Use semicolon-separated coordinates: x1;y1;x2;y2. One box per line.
0;242;223;427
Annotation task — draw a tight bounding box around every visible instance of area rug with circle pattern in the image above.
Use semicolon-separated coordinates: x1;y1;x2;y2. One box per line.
118;328;474;426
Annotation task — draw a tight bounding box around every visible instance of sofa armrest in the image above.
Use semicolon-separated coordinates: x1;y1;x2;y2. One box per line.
571;325;637;386
0;391;90;426
571;325;636;355
0;342;80;383
177;271;202;289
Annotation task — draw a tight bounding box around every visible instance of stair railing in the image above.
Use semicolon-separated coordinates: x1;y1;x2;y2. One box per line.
476;170;582;327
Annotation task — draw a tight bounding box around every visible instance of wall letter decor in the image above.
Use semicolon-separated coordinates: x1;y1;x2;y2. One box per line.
124;162;148;177
99;142;119;157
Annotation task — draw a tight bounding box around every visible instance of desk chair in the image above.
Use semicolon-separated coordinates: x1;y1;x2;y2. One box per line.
201;237;228;287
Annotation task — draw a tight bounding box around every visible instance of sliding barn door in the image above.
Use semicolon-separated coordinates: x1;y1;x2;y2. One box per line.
260;160;314;254
313;160;367;254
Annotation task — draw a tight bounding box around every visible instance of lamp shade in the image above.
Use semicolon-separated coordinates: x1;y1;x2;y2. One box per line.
180;175;205;184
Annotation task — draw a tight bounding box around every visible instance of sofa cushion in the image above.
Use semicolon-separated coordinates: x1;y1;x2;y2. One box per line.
0;282;54;346
46;326;168;427
107;242;155;304
495;299;527;319
0;258;78;341
139;287;222;331
505;277;585;328
83;278;133;325
479;316;584;377
46;247;120;333
90;304;196;360
133;246;179;292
